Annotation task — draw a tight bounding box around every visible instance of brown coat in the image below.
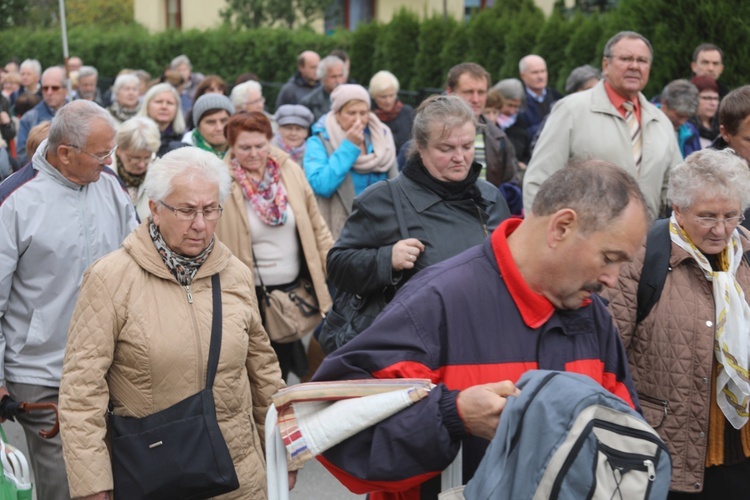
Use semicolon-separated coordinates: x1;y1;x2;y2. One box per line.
216;147;334;314
602;237;750;492
59;222;285;499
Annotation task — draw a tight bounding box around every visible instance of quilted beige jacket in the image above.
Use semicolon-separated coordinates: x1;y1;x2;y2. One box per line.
216;146;334;314
59;222;285;499
603;237;750;492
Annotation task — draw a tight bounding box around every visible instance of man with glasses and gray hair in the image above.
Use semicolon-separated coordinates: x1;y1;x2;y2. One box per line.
16;66;69;165
524;30;682;220
0;100;137;500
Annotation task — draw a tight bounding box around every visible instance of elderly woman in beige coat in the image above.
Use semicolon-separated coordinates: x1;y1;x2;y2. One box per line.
59;147;291;500
216;111;333;382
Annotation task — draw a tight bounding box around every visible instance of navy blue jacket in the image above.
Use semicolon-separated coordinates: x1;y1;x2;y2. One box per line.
313;222;639;500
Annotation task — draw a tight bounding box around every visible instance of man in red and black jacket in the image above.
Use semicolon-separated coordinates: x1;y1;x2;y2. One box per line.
312;158;650;500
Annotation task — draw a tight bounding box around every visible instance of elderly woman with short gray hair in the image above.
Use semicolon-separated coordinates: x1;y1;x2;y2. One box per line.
115;116;161;220
493;78;530;165
59;147;292;500
604;148;750;497
368;70;415;155
108;73;141;125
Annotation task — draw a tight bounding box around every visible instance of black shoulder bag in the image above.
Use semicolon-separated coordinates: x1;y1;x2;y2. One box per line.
318;179;410;354
109;273;240;500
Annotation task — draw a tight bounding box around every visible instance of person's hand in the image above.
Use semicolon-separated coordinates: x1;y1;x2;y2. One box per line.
518;162;527;171
345;119;365;148
0;386;9;423
0;112;9;125
391;238;425;271
456;381;520;441
288;470;298;491
76;491;111;500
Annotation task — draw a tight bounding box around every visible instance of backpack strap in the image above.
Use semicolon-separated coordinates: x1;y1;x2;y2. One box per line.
636;218;671;324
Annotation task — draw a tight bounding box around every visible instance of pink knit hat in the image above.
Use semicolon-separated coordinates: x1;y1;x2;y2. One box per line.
330;84;371;113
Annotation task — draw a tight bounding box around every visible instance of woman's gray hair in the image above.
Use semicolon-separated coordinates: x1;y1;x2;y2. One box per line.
492;78;525;102
48;100;116;151
230;80;262;109
169;54;192;70
412;94;476;152
20;59;42;77
317;56;344;80
112;73;140;98
143;147;232;204
116;116;161;153
138;82;185;134
661;79;699;116
565;65;602;94
369;70;400;97
668;149;750;211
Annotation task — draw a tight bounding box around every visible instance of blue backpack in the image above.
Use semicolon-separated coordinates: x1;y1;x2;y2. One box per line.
462;370;671;500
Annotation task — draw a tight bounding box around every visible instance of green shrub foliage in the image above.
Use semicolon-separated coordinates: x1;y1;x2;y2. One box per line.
1;0;748;110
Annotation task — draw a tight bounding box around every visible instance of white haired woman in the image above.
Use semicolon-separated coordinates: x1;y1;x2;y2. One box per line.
368;70;415;156
108;73;141;125
137;82;186;157
303;83;397;239
114;116;160;220
59;147;293;500
603;149;750;498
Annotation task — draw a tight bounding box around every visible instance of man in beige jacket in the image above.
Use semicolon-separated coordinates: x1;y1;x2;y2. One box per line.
523;31;682;220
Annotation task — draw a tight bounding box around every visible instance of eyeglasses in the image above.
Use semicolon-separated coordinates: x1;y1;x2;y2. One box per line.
123;151;156;165
68;144;118;163
687;209;745;229
699;95;720;102
42;85;62;92
159;201;223;221
606;55;651;66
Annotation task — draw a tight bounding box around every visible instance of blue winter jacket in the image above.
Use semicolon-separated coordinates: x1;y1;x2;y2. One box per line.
303;118;389;198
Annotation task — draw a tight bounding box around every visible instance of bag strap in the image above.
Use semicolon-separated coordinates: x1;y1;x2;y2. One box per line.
389;177;409;240
636;218;671;324
206;273;222;389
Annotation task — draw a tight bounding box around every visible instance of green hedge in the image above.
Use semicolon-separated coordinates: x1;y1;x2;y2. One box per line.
1;0;748;110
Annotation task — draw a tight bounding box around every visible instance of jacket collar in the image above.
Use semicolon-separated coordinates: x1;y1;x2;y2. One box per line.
33;140;86;190
590;80;660;126
490;218;556;328
123;221;231;282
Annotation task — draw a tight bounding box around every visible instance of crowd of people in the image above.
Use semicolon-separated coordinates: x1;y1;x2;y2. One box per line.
0;29;748;500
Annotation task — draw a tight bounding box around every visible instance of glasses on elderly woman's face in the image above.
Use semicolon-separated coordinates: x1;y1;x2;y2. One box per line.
159;201;224;221
687;209;745;229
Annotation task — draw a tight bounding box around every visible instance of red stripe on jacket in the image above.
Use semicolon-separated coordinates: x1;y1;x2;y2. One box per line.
317;455;436;498
565;359;636;410
372;360;540;389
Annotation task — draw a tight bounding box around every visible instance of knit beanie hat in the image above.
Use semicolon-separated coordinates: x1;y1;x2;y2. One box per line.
329;84;371;113
274;104;315;129
193;94;235;126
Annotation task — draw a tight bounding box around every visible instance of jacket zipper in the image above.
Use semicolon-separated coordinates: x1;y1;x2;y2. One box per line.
637;392;669;420
475;204;489;237
185;285;204;390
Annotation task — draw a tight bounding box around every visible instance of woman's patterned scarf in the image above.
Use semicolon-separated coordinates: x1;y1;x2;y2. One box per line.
149;219;214;286
230;156;288;226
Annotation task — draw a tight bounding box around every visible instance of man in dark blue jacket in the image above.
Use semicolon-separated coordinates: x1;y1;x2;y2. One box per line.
517;54;563;139
313;158;649;500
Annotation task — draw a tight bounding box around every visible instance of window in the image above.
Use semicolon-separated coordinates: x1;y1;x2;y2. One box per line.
165;0;182;30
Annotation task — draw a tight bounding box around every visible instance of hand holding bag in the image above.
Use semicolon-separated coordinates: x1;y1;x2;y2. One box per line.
109;274;240;500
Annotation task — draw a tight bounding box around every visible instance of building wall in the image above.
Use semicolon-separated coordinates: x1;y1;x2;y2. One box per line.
375;0;464;23
134;0;565;32
181;0;224;30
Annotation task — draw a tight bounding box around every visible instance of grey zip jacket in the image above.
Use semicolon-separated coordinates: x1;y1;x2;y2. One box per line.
0;140;137;387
